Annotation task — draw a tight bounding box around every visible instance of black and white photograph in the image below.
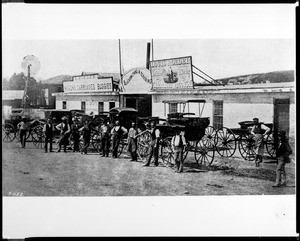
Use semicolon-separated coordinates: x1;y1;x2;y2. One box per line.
2;3;297;238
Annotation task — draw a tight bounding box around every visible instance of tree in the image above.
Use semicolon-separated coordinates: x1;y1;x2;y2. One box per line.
7;72;46;108
8;72;26;90
2;78;9;90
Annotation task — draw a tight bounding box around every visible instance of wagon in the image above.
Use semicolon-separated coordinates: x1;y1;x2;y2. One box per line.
214;121;280;161
107;107;153;158
155;99;217;167
2;108;43;144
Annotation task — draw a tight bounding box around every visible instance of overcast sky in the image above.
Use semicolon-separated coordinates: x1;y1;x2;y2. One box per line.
2;4;295;81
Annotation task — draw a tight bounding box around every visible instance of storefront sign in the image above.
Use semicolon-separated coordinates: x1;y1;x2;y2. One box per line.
63;77;113;93
123;68;152;85
150;56;194;89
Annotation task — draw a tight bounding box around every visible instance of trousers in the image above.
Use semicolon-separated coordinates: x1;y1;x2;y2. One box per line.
275;156;286;185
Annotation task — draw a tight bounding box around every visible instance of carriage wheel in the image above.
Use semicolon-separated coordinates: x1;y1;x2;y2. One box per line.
2;123;16;142
91;133;102;153
238;134;256;161
202;126;217;149
31;125;45;149
137;131;151;158
265;133;281;158
194;139;215;166
160;137;175;167
215;127;237;157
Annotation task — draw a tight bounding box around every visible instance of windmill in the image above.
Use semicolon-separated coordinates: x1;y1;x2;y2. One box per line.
21;55;41;108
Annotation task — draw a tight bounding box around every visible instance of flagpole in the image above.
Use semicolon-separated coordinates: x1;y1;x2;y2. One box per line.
118;39;124;107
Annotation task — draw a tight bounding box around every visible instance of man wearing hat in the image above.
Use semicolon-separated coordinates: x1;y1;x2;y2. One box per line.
127;122;138;162
273;131;293;187
110;120;128;158
171;128;186;173
250;117;271;166
143;121;161;166
55;116;71;152
70;117;80;152
43;118;54;152
17;117;37;148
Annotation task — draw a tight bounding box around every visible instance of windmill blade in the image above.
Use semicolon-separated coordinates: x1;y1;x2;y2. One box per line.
21;55;41;76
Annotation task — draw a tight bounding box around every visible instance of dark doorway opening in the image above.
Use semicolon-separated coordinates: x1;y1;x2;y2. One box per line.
124;95;151;117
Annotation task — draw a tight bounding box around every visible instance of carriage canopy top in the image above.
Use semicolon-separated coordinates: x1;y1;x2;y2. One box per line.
162;99;206;104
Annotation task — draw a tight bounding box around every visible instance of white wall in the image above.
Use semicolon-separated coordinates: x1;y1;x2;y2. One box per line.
289;103;295;139
223;103;273;128
67;101;81;110
56;100;63;109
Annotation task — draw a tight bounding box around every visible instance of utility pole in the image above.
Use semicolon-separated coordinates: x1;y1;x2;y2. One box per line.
118;39;124;107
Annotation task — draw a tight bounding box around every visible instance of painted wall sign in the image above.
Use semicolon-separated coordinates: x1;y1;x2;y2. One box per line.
123;68;152;85
63;77;113;93
150;56;194;89
121;67;152;92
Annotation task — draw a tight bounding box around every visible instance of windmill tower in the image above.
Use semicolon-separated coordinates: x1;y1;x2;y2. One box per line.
21;55;41;108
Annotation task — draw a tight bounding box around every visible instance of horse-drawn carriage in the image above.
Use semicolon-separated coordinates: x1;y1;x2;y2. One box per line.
153;99;216;167
214;121;279;161
2;108;44;144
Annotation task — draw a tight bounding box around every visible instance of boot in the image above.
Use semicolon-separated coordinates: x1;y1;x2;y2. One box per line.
273;173;281;187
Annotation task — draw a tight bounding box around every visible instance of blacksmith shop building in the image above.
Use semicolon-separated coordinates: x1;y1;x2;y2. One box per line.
52;58;295;140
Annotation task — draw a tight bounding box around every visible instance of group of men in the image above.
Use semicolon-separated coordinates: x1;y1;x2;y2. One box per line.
40;117;187;173
16;116;293;183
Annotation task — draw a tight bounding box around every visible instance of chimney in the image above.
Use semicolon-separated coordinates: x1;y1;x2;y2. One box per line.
146;42;151;69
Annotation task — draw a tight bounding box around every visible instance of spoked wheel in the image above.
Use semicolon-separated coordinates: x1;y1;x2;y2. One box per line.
238;134;256;161
194;139;215;166
202;126;217;149
2;123;16;142
215;127;237;157
265;132;281;158
31;125;45;149
137;131;151;158
91;133;102;153
160;137;175;167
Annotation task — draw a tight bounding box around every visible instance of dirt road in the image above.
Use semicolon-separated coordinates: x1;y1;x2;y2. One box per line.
2;140;296;196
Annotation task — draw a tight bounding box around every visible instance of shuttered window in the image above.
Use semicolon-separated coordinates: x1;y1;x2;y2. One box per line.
213;100;223;129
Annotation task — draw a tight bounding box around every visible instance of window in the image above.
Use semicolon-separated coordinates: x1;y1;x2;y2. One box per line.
98;102;104;113
169;103;178;114
109;102;115;110
213;100;223;129
81;101;86;113
62;101;67;109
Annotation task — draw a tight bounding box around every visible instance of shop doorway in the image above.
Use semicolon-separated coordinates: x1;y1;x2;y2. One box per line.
124;95;151;117
274;98;290;135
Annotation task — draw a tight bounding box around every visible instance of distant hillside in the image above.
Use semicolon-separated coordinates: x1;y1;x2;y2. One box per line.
213;70;294;86
41;75;72;85
41;73;120;85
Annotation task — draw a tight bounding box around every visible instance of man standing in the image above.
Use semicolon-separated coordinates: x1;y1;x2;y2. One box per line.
70;117;80;152
127;122;138;162
56;116;71;152
250;117;271;167
171;129;186;173
110;120;128;158
273;131;293;187
143;122;161;167
100;120;111;157
17;117;36;148
43;118;53;153
79;121;91;155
